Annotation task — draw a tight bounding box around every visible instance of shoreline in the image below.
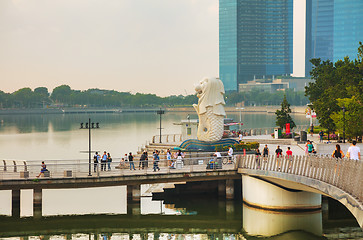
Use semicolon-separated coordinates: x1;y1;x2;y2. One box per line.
0;106;307;115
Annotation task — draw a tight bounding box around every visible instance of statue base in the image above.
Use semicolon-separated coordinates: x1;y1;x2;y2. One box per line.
179;139;239;152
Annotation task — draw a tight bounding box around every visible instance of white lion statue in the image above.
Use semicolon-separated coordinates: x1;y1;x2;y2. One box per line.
193;77;226;142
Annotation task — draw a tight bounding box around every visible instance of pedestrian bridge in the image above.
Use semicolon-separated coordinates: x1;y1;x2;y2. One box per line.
0;154;362;228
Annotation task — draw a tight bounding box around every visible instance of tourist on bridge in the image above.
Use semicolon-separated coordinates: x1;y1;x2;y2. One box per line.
101;151;107;171
307;141;314;154
286;147;293;169
139;151;147;170
275;146;283;157
93;152;100;172
255;148;261;169
153;150;160;171
228;146;233;163
275;146;283;170
129;152;136;170
176;149;184;169
346;140;361;161
36;161;48;178
214;150;222;169
263;145;269;158
107;153;112;171
332;144;344;175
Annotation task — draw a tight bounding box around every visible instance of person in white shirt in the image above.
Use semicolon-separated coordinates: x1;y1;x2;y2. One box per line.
228;146;233;163
239;133;243;143
347;140;361;160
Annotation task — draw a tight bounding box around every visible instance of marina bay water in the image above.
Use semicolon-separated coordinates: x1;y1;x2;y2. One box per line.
0;111;309;160
0;112;361;239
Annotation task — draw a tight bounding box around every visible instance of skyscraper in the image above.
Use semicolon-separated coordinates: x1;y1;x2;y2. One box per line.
311;0;363;62
219;0;293;91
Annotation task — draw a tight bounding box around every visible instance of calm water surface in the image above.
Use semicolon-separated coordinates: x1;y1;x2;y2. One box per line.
0;112;361;239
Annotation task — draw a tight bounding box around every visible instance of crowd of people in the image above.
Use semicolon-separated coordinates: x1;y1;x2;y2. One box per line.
35;139;360;177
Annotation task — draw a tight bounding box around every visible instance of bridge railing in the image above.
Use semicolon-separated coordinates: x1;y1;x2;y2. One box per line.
236;154;363;204
0;154;238;180
152;134;183;144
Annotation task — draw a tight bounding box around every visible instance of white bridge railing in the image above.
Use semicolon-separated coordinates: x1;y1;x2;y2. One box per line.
237;155;363;204
0;153;237;180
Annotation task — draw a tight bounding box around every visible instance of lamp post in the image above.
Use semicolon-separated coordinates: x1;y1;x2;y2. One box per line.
156;108;165;143
342;106;346;143
80;119;100;176
236;107;244;131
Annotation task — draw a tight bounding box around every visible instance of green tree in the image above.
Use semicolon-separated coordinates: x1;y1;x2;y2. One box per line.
331;97;363;140
51;85;72;104
275;95;296;130
306;42;363;133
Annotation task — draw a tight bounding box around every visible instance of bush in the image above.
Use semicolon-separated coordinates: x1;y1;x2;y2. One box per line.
221;142;259;151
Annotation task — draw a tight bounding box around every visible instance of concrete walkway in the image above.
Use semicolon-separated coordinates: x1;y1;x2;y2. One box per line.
241;134;362;157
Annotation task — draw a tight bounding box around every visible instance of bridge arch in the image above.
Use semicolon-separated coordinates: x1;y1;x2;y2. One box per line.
237;154;363;228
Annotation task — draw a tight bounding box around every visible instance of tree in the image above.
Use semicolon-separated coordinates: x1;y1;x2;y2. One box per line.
306;42;363;134
331;97;363;140
51;85;72;104
275;95;296;130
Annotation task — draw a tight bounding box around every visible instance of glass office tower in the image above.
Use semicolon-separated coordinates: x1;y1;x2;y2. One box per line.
333;0;363;62
219;0;293;91
311;0;363;63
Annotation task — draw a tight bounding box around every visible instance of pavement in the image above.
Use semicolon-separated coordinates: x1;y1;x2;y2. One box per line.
241;134;362;157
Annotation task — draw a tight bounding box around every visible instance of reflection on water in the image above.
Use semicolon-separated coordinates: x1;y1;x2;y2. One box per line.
0;186;362;239
243;204;323;238
0;112;309;160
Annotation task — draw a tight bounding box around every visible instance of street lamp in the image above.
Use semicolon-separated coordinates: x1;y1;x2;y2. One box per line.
341;106;346;143
156;108;165;143
236;107;244;131
80;118;100;176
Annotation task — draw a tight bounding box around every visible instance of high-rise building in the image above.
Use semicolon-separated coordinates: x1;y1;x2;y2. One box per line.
311;0;363;62
219;0;293;91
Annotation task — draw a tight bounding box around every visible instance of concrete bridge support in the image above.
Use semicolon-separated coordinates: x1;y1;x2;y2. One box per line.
127;185;140;215
242;175;321;210
218;179;236;200
12;189;20;218
33;189;42;218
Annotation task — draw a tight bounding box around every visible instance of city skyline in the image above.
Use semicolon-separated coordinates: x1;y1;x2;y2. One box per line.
0;0;219;97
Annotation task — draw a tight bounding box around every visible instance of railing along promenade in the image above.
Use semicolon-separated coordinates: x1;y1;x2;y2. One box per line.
0;152;237;182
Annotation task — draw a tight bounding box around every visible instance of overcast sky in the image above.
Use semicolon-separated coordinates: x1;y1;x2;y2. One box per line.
0;0;218;96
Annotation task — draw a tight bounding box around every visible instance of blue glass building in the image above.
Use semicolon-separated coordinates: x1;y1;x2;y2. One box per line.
219;0;293;91
311;0;363;63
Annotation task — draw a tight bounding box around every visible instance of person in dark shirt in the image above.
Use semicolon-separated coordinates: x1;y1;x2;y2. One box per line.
128;152;136;170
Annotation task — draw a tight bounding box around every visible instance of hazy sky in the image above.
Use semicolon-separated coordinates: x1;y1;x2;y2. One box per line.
0;0;218;96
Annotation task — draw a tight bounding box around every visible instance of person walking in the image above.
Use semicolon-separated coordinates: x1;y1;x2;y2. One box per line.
139;151;147;170
263;144;269;162
346;140;361;160
228;146;233;163
286;147;292;158
255;148;261;169
239;132;243;143
310;124;314;136
332;144;344;175
93;152;100;172
286;147;293;169
275;146;283;157
275;146;283;170
101;151;107;171
318;130;324;143
153;150;160;171
176;150;184;169
128;152;136;170
107;153;112;171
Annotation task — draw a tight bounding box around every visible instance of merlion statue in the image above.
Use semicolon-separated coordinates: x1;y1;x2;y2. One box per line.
193;77;226;142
